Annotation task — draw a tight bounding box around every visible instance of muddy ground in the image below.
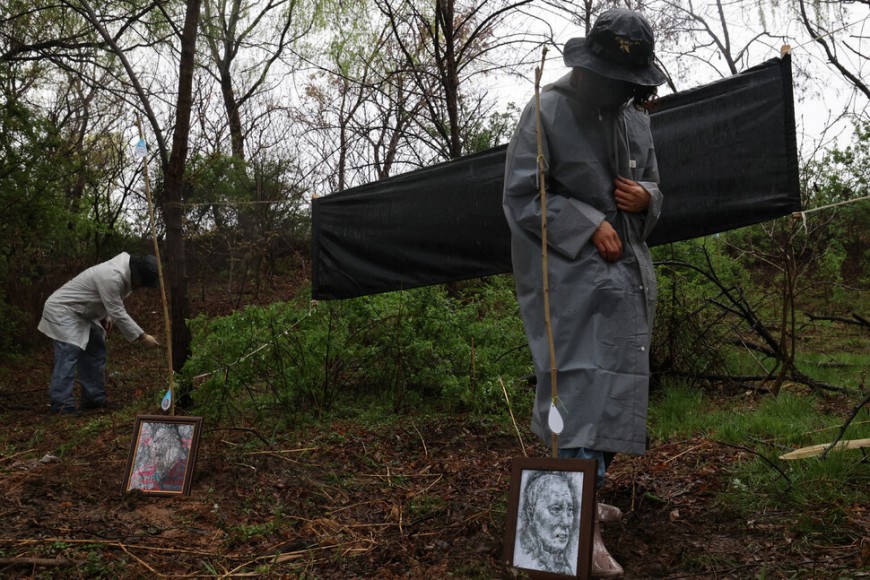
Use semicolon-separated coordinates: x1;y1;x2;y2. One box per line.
1;288;867;579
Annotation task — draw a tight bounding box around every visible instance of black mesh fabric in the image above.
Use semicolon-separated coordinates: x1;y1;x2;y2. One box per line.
312;56;799;299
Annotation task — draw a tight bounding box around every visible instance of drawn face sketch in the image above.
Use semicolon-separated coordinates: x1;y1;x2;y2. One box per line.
514;471;580;575
532;476;573;553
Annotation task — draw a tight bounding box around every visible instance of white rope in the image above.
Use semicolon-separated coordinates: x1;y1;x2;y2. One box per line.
182;200;300;207
793;194;870;234
795;194;870;216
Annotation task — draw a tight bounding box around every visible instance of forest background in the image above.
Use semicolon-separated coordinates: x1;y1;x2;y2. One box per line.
0;0;868;577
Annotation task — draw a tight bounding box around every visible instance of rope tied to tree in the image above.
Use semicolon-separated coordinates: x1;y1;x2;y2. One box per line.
792;194;870;233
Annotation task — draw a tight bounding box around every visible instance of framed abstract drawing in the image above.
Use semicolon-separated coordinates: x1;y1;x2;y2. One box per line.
122;415;203;496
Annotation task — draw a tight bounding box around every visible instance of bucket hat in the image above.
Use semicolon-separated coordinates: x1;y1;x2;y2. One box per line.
563;8;666;87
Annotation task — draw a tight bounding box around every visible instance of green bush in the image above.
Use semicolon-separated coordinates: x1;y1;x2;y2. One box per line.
181;276;533;427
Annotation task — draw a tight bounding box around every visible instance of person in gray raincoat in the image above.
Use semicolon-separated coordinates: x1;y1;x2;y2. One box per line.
502;9;666;578
38;253;162;415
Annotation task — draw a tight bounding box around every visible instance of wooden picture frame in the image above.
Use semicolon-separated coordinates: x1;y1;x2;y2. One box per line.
503;457;597;579
122;415;203;496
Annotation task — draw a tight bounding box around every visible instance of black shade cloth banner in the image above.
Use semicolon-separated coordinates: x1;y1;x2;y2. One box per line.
312;55;800;300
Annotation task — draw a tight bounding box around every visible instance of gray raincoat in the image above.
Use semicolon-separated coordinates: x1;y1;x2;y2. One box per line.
502;71;663;456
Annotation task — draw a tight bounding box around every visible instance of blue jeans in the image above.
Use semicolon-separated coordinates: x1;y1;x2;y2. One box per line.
49;325;107;412
558;447;615;489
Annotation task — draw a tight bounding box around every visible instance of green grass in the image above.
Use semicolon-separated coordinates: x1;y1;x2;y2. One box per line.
648;379;870;541
54;414;118;456
795;350;869;386
648;381;713;441
713;392;836;448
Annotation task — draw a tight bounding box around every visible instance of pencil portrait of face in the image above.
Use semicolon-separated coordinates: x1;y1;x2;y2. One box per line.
513;470;582;575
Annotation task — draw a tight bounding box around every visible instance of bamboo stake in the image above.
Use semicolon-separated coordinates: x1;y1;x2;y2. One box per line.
779;438;870;460
499;377;527;457
533;49;559;458
135;115;175;416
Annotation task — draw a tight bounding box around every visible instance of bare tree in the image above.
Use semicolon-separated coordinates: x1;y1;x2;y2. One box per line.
66;0;201;377
375;0;536;160
296;8;433;193
201;0;312;160
796;0;870;102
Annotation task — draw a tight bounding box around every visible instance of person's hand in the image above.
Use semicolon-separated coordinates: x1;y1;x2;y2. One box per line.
613;177;650;213
591;220;622;262
100;318;113;335
139;333;160;348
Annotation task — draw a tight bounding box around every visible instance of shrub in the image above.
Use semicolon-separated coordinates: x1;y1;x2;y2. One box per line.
180;276;533;427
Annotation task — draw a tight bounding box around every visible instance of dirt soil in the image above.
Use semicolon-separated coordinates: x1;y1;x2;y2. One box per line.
1;287;867;579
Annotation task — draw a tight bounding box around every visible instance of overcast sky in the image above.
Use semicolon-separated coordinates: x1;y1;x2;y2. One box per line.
489;2;869;158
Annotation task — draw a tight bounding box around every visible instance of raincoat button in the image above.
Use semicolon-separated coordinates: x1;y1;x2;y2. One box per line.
640;346;646;352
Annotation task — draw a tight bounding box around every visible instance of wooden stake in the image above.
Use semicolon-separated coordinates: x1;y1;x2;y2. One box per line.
135;115;175;416
533;49;559;458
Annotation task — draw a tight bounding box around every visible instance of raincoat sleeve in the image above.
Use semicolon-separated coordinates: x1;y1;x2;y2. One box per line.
95;273;143;343
503;99;606;260
633;112;663;241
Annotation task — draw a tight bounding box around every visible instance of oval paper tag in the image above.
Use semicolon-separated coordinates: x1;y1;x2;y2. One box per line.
548;402;564;435
161;389;172;412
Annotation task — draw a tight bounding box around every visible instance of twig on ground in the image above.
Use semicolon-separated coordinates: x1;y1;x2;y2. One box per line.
822;387;870;459
0;557;81;567
119;544;166;578
0;449;36;463
499;377;527;457
0;537;218;557
713;439;792;487
210;426;271;445
805;311;870;332
410;421;428;457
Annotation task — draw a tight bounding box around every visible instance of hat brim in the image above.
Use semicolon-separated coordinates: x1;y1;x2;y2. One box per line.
563;37;667;87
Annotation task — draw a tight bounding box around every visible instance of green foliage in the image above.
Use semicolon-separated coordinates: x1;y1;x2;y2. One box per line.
181;276;533;427
462;103;520;154
651;236;748;378
713;391;832;446
647;382;712;441
802;120;870;287
183;153;252;235
0;94;77;351
650;380;870;545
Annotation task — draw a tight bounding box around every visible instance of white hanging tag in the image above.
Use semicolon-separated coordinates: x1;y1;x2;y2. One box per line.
548;402;564;435
134;139;147;159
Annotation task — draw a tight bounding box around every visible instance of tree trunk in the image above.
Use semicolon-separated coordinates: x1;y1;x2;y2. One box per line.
162;0;201;379
436;0;461;159
220;71;245;160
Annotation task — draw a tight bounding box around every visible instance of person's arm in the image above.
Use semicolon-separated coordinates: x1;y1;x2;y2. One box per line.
625;111;663;241
94;274;145;343
503;100;607;260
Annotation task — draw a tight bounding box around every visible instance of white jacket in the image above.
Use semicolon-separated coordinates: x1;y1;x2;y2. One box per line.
38;252;144;349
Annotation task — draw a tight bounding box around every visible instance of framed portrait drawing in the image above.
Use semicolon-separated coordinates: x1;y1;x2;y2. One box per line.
503;457;597;579
122;415;203;496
